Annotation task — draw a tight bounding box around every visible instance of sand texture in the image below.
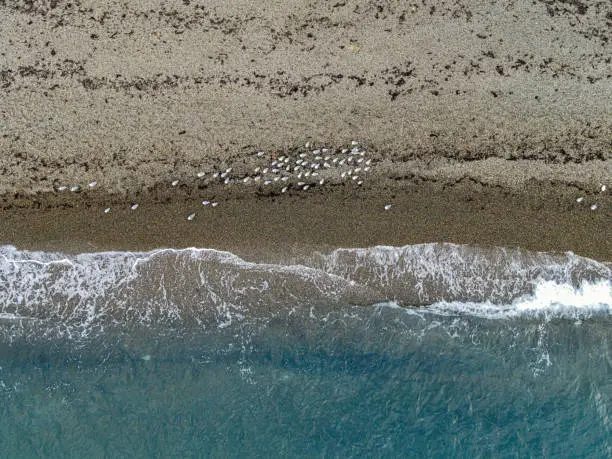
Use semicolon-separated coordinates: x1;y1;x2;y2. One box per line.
0;0;610;257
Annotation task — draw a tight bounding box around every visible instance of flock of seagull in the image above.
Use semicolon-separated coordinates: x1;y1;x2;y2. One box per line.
52;140;606;220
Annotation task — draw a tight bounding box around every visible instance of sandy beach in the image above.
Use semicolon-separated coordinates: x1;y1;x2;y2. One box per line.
0;0;610;260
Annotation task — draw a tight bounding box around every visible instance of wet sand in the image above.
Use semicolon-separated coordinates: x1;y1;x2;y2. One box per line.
0;0;610;260
1;180;610;262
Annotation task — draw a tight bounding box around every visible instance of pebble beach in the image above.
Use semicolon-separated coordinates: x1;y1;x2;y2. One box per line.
0;0;610;259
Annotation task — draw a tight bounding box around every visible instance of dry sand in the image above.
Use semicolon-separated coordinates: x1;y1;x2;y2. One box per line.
0;0;610;259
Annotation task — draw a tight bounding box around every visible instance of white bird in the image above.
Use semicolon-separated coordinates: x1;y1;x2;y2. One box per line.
264;180;272;185
319;179;324;185
254;167;261;173
211;202;219;207
243;177;250;183
576;197;584;203
104;207;111;213
384;204;392;210
602;184;607;192
351;140;359;146
70;185;81;192
281;176;289;181
213;172;219;178
257;151;265;157
341;149;348;154
224;177;231;184
202;201;211;206
88;181;97;187
171;180;179;186
303;185;310;191
57;186;67;191
187;213;196;221
357;180;363;185
131;204;139;210
590;203;598;211
281;186;288;193
197;171;206;178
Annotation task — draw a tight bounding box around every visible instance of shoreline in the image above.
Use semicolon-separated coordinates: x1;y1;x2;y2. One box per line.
1;178;610;262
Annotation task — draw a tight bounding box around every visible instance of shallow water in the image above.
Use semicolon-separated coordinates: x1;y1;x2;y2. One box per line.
0;244;610;457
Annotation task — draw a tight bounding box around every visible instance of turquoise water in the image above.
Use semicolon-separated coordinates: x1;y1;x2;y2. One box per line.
0;245;610;457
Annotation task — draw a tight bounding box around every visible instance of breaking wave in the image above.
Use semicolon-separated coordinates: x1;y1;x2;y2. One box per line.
0;243;609;341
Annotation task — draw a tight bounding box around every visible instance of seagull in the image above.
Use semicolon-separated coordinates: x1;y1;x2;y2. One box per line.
171;180;179;186
57;185;67;191
384;204;392;210
187;213;196;221
88;181;97;187
202;201;210;206
197;171;206;178
70;185;81;192
576;197;584;203
602;184;607;192
211;202;219;207
104;207;111;213
131;204;139;210
590;203;598;211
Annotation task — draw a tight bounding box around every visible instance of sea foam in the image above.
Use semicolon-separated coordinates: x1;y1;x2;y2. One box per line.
0;244;609;340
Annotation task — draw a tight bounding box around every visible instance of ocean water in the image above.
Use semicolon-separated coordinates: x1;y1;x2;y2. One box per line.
0;243;610;457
